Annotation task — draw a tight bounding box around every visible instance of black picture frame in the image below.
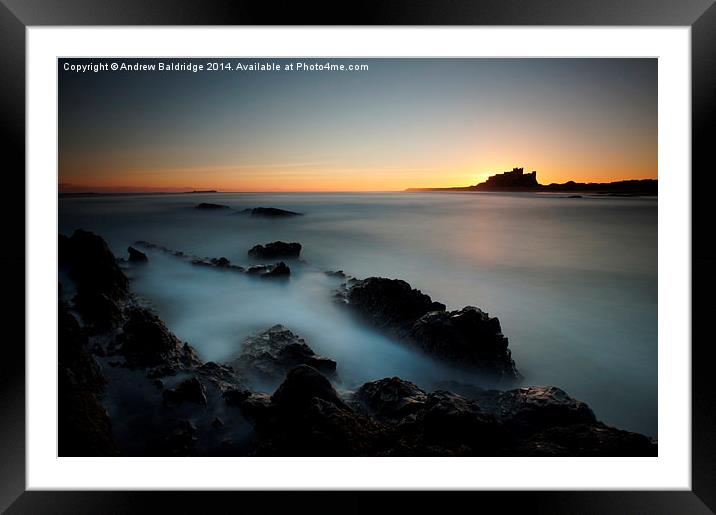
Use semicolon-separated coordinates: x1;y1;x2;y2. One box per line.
1;1;713;512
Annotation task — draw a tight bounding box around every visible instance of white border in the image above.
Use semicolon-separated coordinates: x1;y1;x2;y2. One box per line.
27;27;691;490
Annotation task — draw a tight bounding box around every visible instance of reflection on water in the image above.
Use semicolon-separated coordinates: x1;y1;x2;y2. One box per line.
59;191;657;436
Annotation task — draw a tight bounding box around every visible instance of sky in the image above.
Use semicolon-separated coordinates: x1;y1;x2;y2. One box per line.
58;58;657;192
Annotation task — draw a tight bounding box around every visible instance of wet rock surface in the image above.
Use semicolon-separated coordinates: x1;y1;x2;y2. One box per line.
231;325;337;383
248;241;302;260
338;277;518;379
114;307;200;371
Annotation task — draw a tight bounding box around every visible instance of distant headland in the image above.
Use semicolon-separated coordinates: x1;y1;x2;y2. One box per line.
406;168;657;196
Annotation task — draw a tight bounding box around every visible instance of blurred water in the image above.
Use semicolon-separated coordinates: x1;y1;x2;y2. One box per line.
59;191;657;436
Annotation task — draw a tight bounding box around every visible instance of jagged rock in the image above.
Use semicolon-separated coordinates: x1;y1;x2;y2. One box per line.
338;277;445;330
271;365;344;409
163;377;208;406
338;277;517;379
246;262;289;278
195;202;230;210
484;386;596;435
127;246;148;263
115;307;200;370
231;325;336;383
240;207;302;217
196;361;241;390
248;241;302;260
72;289;123;332
519;423;656;457
325;270;347;278
261;261;290;279
211;417;224;429
354;377;427;423
62;229;129;302
58;300;118;456
419;391;504;452
408;307;518;378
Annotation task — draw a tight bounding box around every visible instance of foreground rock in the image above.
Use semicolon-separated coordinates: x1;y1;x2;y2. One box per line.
337;277;518;380
231;325;336;383
60;229;130;331
248;241;302;260
58;299;118;456
240;207;302;217
195;202;230;210
114;307;200;372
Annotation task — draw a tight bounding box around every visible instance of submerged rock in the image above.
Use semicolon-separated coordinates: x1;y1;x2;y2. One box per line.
127;246;148;263
248;241;302;260
195;202;230;210
240;207;302;217
231;325;336;383
338;277;517;379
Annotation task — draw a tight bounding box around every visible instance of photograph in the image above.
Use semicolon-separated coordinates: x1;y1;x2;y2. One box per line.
57;57;658;458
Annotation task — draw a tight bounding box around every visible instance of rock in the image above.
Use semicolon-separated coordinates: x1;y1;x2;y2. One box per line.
271;365;345;409
127;246;148;263
338;277;445;330
338;277;518;380
115;307;200;369
58;300;118;456
196;361;241;390
211;417;224;429
519;423;657;457
222;387;252;407
72;289;123;332
246;262;290;279
261;261;290;279
63;229;129;302
325;270;347;278
210;257;230;267
408;307;518;378
354;377;427;423
232;326;337;383
248;241;302;260
486;386;596;435
240;207;302;217
163;377;208;406
419;391;504;452
195;202;230;210
239;366;387;456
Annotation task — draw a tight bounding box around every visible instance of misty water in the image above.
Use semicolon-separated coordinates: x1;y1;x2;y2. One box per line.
59;192;657;437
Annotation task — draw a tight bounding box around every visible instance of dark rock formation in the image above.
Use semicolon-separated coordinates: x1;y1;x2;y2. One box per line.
163;377;208;406
161;420;199;456
248;241;302;260
58;300;118;456
60;230;129;330
245;262;290;279
231;325;336;383
114;307;200;371
195;202;230;210
354;377;427;423
339;277;445;330
127;246;148;263
240;207;302;217
338;277;517;379
409;307;518;379
233;366;386;456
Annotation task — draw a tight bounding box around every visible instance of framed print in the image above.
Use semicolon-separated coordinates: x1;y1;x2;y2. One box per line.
1;0;714;512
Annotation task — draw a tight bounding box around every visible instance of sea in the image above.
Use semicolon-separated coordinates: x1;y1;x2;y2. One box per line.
59;191;658;437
